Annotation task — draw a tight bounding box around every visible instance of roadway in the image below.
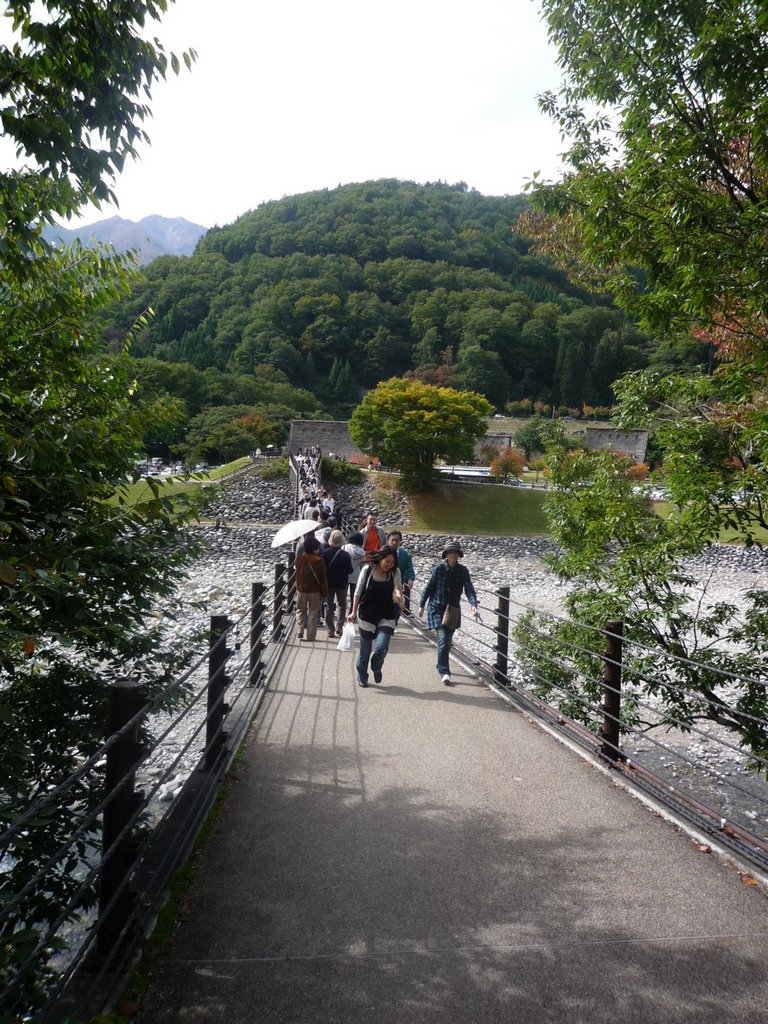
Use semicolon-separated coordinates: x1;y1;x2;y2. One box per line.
135;617;768;1023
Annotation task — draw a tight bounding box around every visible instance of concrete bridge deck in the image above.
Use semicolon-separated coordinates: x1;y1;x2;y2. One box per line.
136;619;768;1023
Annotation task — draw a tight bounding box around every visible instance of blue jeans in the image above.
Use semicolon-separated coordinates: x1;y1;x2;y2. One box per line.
357;627;392;683
436;626;455;676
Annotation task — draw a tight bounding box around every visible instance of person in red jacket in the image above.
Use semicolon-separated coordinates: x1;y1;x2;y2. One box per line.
359;511;387;558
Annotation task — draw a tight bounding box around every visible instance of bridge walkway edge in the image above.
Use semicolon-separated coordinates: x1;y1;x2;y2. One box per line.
134;618;768;1024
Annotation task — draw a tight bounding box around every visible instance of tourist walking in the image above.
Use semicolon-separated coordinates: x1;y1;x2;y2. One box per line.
295;534;328;642
349;546;403;687
387;530;416;616
418;541;478;685
322;530;353;638
359;511;387;557
344;531;366;607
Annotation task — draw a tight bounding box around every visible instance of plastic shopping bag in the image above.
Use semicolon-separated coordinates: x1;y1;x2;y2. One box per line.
337;622;356;652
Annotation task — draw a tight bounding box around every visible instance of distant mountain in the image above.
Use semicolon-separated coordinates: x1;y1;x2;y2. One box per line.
43;214;207;264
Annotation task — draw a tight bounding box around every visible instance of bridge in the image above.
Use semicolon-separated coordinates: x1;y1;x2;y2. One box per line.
132;620;768;1023
4;538;768;1022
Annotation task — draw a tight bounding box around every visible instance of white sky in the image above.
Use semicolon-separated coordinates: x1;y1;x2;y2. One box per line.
56;0;568;229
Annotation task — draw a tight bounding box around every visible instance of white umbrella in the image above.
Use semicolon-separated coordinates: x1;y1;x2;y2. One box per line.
271;518;318;548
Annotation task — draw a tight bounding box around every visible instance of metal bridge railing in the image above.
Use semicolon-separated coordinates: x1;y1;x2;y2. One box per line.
409;587;768;877
0;563;296;1024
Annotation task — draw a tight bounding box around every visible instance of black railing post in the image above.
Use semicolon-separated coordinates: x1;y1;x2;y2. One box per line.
494;586;510;686
98;681;147;954
600;620;623;762
286;551;296;615
205;615;231;769
273;563;286;641
249;582;267;687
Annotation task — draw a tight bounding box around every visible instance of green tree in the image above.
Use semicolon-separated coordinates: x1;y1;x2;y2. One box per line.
455;345;510;408
513;415;550;460
0;0;194;256
0;3;195;1013
105;181;646;411
349;378;492;491
512;0;768;764
180;406;278;463
513;429;768;768
527;0;768;340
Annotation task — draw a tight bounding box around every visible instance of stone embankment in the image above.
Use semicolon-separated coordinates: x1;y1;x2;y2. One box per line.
201;469;294;525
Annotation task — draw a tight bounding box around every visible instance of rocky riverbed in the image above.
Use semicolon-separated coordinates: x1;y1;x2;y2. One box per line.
146;474;768;849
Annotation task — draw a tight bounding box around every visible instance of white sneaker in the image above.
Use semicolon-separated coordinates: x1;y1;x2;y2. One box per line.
441;673;451;685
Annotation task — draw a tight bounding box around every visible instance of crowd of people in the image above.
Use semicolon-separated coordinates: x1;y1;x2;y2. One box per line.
292;502;478;690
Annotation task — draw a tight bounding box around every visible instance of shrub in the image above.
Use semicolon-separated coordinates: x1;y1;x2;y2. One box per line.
259;457;289;480
505;399;533;416
321;458;365;484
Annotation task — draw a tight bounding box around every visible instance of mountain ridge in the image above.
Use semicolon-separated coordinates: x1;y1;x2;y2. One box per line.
43;214;207;264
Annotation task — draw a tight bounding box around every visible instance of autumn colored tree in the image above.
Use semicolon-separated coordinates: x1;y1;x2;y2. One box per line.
489;446;526;482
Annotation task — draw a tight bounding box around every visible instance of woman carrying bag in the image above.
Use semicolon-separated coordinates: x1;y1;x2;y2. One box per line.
418;541;478;686
295;533;328;642
348;545;404;688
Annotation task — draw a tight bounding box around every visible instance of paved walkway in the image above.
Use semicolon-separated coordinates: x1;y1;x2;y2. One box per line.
137;620;768;1024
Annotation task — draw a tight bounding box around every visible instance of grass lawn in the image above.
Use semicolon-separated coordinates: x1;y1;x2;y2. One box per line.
409;482;549;535
110;457;251;507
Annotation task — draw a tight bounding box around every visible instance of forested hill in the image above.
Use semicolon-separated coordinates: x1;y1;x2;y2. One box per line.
106;179;701;421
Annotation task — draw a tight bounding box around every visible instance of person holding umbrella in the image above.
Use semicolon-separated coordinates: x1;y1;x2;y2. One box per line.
271;517;330;641
295;534;328;642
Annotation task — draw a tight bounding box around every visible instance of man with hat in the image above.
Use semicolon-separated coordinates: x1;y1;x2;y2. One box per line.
418;540;478;685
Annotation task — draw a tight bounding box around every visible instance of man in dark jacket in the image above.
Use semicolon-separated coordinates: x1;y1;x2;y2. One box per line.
322;530;354;637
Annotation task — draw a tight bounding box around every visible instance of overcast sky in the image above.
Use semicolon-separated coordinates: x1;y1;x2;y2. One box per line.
70;0;567;229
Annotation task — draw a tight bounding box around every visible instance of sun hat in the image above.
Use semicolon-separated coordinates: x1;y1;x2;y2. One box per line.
441;541;464;559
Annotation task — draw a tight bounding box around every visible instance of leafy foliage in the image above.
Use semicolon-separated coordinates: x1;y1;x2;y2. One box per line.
489;446;526;482
102;180;668;416
0;0;194;262
128;357;324;458
259;457;290;481
513;416;551;460
512;0;768;774
349;379;492;491
320;458;365;486
512;419;768;770
0;3;198;1015
178;405;277;463
527;0;768;341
